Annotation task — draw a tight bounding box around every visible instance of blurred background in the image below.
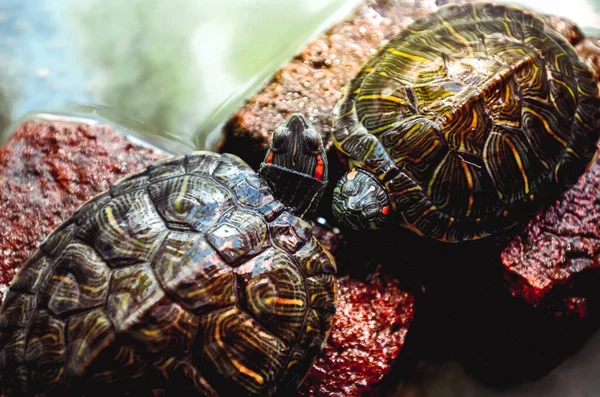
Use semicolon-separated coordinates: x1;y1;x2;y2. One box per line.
0;0;365;147
0;0;598;148
0;1;600;396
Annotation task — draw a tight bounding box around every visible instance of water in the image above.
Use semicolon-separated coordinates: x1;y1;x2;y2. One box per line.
0;0;598;148
0;0;363;147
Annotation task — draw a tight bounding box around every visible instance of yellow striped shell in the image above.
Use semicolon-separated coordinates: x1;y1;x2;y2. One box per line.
0;152;337;396
332;2;600;241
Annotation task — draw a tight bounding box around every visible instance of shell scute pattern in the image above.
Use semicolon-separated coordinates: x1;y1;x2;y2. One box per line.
333;2;600;241
24;310;66;384
206;208;269;265
6;252;48;294
0;293;35;330
128;297;199;355
72;192;112;227
110;170;150;197
232;173;276;209
270;211;312;253
0;151;337;396
295;237;336;276
81;190;168;268
39;221;77;258
186;151;222;176
148;175;234;232
86;342;146;384
199;306;288;395
66;308;115;376
212;153;255;187
237;247;308;343
148;154;187;181
153;232;236;314
42;242;110;317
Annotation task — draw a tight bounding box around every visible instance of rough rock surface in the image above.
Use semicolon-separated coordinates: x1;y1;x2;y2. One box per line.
0;120;168;298
575;36;600;80
299;272;415;397
500;142;600;318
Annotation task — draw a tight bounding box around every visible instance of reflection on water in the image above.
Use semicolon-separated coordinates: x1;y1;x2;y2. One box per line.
0;0;91;130
0;0;363;146
0;0;598;147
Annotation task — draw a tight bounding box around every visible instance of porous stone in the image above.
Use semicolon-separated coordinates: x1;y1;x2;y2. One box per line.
500;142;600;319
0;119;168;299
299;271;415;397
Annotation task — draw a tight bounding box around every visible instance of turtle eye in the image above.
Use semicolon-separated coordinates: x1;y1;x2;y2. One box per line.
303;129;321;152
272;127;289;150
341;180;358;196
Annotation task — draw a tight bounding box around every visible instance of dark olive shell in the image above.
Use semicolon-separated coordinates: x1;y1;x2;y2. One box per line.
0;152;337;396
333;2;600;241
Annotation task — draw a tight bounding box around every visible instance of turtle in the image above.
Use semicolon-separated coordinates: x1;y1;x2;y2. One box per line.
0;114;337;397
331;2;600;242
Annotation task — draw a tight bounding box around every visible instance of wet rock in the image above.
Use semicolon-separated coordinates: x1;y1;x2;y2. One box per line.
500;142;600;319
575;36;600;80
302;223;417;397
0;119;168;299
299;271;415;397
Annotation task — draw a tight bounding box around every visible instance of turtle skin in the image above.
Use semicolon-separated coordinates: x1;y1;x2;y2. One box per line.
0;152;337;397
332;2;600;241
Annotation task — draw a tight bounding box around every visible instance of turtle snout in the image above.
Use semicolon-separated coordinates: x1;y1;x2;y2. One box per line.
333;169;390;230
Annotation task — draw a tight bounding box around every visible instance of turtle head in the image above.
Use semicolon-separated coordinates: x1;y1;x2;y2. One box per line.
259;113;328;218
332;168;390;230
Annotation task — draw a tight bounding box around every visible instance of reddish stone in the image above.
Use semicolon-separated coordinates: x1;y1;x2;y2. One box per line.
500;143;600;318
299;272;415;397
0;119;168;298
539;13;585;45
575;36;600;79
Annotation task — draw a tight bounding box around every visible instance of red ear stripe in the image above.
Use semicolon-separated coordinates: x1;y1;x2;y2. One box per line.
381;205;390;215
266;152;274;164
314;154;324;180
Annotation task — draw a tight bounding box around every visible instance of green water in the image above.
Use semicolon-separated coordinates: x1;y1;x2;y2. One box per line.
1;0;599;148
70;0;363;149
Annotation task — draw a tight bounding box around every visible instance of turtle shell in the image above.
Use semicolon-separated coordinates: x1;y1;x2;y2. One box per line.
333;2;600;241
0;152;337;396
